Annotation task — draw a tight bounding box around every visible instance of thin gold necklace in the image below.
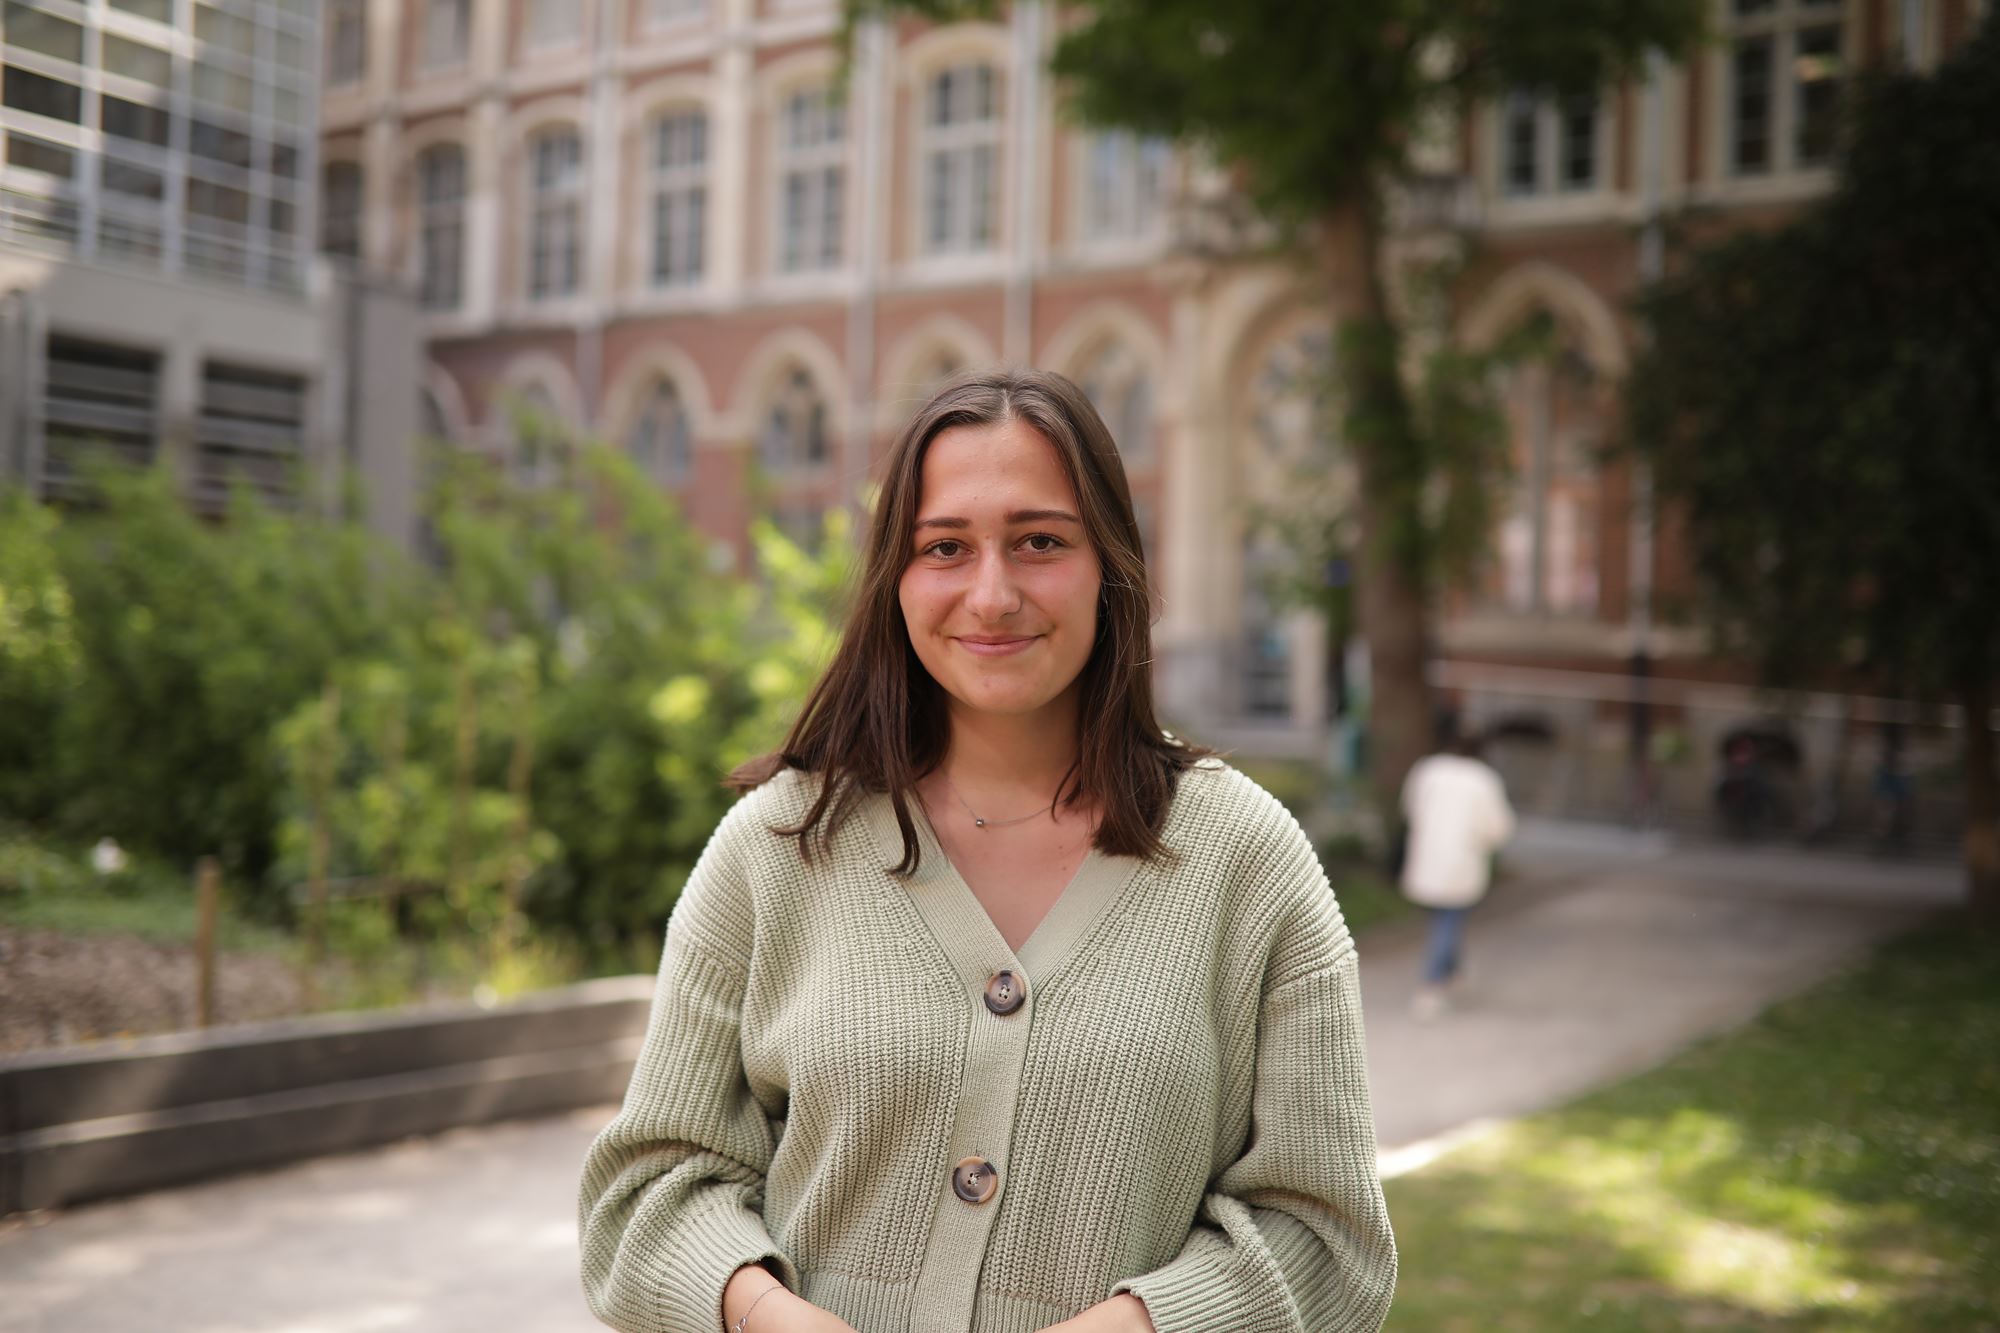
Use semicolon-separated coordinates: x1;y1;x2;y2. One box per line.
940;771;1056;829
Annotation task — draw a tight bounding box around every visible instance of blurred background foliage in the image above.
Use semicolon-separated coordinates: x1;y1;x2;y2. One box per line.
0;434;854;976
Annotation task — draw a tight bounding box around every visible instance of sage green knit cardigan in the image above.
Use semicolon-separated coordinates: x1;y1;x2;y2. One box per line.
578;759;1396;1332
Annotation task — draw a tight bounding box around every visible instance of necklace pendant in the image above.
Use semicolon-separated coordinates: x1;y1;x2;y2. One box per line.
974;818;986;828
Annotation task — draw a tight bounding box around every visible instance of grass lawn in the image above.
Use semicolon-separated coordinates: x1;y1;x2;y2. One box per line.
1384;917;2000;1331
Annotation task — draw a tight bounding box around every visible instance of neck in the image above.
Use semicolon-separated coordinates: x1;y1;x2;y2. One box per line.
939;691;1083;806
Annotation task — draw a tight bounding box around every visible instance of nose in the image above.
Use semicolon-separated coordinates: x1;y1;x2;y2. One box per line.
964;544;1022;622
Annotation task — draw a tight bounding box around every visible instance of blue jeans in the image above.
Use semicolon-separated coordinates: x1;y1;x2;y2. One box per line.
1424;907;1468;985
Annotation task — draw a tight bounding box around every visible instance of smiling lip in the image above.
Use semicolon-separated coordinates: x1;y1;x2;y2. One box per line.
956;636;1037;657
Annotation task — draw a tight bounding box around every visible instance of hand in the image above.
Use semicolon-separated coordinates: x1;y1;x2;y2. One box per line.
1037;1293;1155;1333
721;1264;858;1333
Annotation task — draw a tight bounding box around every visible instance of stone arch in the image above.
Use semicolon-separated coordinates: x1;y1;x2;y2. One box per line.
727;325;847;443
876;313;998;429
603;341;717;446
1460;260;1628;379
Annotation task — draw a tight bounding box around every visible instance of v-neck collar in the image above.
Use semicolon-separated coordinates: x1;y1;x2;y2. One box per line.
861;786;1143;989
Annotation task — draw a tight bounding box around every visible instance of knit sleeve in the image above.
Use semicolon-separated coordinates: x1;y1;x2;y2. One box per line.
1111;884;1397;1332
577;799;798;1333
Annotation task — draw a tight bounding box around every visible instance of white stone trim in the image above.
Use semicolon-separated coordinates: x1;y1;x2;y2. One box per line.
489;349;585;449
422;363;474;445
724;324;847;443
874;312;999;429
1038;300;1173;411
600;340;719;446
1459;260;1629;379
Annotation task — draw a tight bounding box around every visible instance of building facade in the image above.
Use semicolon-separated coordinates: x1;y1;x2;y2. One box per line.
1;0;419;547
317;0;1987;827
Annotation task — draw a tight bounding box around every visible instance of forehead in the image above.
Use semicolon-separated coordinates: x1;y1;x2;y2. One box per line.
915;417;1078;509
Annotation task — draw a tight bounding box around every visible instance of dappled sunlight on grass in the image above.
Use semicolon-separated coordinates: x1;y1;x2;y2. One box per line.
1385;919;2000;1331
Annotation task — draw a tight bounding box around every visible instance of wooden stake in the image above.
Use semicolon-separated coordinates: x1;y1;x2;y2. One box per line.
195;856;220;1027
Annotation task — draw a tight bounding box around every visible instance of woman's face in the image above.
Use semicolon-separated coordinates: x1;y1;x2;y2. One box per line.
898;416;1103;729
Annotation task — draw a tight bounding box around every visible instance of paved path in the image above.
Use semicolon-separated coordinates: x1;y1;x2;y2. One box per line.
0;829;1960;1333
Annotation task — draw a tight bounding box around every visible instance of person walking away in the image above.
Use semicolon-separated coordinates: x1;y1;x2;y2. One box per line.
1399;726;1515;1019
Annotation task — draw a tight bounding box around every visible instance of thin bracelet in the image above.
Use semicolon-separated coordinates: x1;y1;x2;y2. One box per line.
730;1282;781;1333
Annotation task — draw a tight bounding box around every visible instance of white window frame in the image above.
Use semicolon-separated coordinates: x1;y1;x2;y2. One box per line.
775;84;846;274
526;127;584;302
641;0;707;33
1076;129;1171;249
421;0;471;71
627;376;693;485
325;0;365;87
416;142;466;309
759;366;830;476
1494;89;1610;200
523;0;583;54
1721;0;1848;180
1076;338;1155;469
648;108;706;288
917;62;1001;258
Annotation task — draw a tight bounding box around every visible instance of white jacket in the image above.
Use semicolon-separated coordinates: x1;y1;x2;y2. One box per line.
1398;753;1516;908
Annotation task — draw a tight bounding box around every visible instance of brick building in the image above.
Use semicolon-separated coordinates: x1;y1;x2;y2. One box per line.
318;0;1987;826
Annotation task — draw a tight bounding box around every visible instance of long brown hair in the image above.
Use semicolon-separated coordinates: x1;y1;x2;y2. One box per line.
727;368;1214;873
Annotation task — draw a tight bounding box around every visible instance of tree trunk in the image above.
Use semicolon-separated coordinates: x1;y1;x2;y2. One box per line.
1322;196;1433;814
1961;674;2000;921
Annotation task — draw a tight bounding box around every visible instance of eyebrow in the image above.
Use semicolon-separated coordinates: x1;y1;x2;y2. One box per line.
913;508;1083;532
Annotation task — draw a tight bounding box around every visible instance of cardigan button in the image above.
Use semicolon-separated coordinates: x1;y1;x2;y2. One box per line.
982;970;1026;1016
951;1156;999;1205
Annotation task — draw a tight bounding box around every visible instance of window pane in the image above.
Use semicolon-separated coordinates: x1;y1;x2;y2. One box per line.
1559;95;1597;190
1794;24;1843;166
108;0;175;21
3;67;84;124
103;34;174;87
1502;92;1538;194
102;157;165;199
5;133;74;179
194;61;256;115
102;94;171;147
271;140;300;180
194;5;257;57
4;3;85;64
191;119;255;170
1731;37;1772;174
187;179;251;226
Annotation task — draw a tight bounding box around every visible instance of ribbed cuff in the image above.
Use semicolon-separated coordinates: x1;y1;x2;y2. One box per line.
655;1200;799;1333
1110;1248;1250;1333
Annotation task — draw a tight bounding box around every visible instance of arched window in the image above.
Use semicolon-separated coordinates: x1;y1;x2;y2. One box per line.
509;384;569;489
1077;338;1153;467
628;378;692;485
759;367;828;474
920;62;1000;255
1240;328;1346;722
649;110;707;287
526;127;583;300
416;143;466;309
1490;328;1601;615
777;85;845;273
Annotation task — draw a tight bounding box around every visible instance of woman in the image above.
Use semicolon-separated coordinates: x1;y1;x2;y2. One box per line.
578;370;1395;1333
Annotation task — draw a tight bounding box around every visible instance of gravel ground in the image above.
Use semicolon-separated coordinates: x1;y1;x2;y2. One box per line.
0;926;349;1055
